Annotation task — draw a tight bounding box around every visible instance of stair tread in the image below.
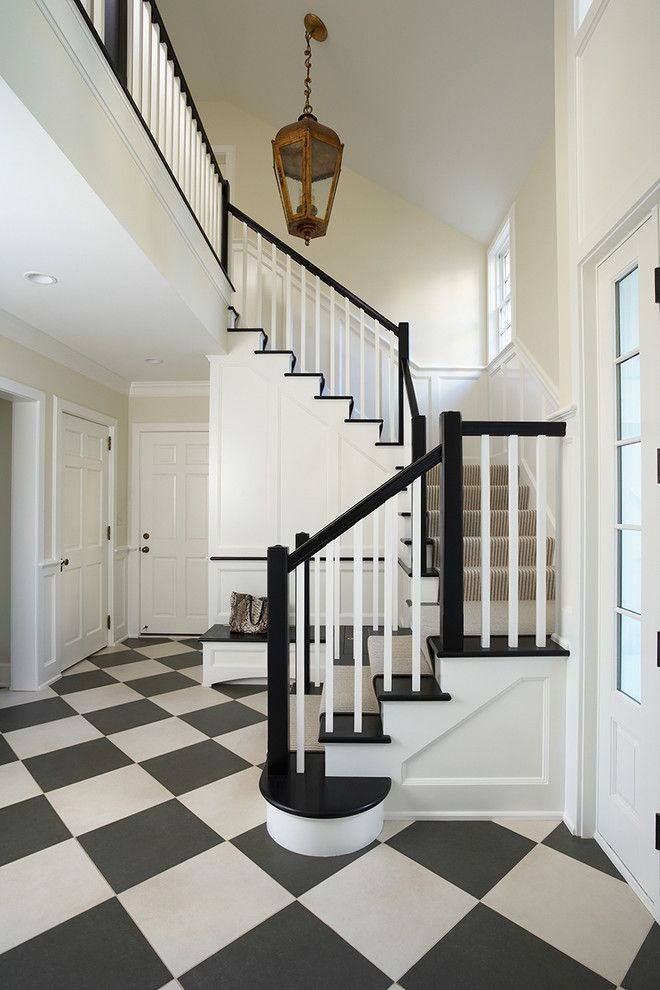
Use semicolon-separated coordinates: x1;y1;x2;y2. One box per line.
319;666;380;715
260;753;391;819
373;675;451;702
319;713;391;744
429;634;570;659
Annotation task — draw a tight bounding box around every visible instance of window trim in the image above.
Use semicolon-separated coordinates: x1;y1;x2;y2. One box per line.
487;210;515;363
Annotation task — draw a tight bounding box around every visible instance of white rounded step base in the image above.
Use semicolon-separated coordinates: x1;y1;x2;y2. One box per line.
266;800;385;857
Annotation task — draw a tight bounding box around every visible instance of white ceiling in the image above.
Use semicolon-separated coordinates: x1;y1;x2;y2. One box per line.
158;0;555;243
0;77;216;386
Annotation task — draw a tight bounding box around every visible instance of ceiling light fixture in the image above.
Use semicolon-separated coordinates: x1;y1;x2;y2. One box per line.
144;358;163;365
272;12;343;246
24;272;58;285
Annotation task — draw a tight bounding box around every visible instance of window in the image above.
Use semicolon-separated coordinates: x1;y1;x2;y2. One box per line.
488;218;513;360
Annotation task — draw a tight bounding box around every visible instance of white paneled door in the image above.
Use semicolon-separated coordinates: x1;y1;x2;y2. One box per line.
59;413;109;671
596;216;660;916
139;431;209;634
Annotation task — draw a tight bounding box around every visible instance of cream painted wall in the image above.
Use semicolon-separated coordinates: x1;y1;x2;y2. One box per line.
129;395;209;424
201;99;486;369
0;398;11;668
0;327;129;551
513;135;560;389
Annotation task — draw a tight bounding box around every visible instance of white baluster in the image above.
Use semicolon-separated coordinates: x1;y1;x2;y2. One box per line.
333;537;341;660
314;554;321;687
92;0;105;41
383;498;394;691
270;242;277;346
171;76;181;183
353;520;363;732
508;434;519;647
372;506;379;631
241;222;248;325
149;23;159;137
359;310;365;417
255;233;263;328
300;264;306;371
157;43;167;151
344;297;351;395
392;489;399;632
141;4;152;125
411;477;421;691
286;255;292;351
128;0;141;101
315;276;321;373
481;434;491;647
164;59;173;164
329;287;336;394
388;335;395;441
535;435;547;647
374;323;381;421
295;565;305;773
324;544;334;732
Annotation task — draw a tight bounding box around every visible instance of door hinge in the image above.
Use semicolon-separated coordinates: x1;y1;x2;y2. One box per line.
656;813;660;851
107;614;111;630
107;525;111;541
107;435;112;452
655;267;660;304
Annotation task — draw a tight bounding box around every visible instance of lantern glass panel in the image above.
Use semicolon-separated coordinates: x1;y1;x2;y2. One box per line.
311;138;339;220
280;140;304;215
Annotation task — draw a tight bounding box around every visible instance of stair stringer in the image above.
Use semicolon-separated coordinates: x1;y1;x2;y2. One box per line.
324;654;567;819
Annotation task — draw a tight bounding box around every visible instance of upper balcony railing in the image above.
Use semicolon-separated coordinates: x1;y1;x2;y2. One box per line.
75;0;230;276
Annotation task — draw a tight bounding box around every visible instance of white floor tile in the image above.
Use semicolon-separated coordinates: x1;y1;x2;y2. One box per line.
493;818;561;843
378;819;414;843
0;838;113;953
179;767;266;839
119;844;293;977
238;691;267;715
62;660;97;675
300;843;477;981
135;642;197;660
0;762;42;808
4;715;103;760
0;687;56;709
182;666;203;683
109;718;207;762
102;659;171;682
92;643;130;657
482;843;654;984
218;721;267;765
47;764;171;835
64;683;143;714
151;685;229;716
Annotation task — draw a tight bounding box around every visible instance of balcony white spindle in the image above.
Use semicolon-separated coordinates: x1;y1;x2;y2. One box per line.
255;233;263;328
411;477;422;691
164;60;173;164
92;0;105;41
372;506;379;630
241;222;248;324
508;434;519;647
359;310;365;416
129;0;141;102
480;434;491;647
315;276;321;373
157;44;167;151
177;83;186;186
374;323;381;421
329;287;336;394
270;242;278;347
140;4;151;121
286;255;292;350
353;520;363;732
172;77;181;182
535;435;547;647
300;265;306;371
314;554;321;686
392;489;399;631
295;565;305;773
344;297;351;395
149;23;159;136
324;544;334;732
388;335;395;441
196;131;203;218
383;498;394;691
333;537;341;660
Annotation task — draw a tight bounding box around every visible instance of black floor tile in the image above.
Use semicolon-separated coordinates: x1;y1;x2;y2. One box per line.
232;823;376;896
177;638;202;650
126;671;197;697
0;734;17;764
141;739;250;796
180;901;390;990
387;820;535;898
0;697;76;733
91;649;156;669
50;670;118;696
542;823;624;881
121;637;171;648
23;737;132;792
0;796;70;867
400;903;614;990
212;682;266;699
79;799;222;893
156;651;202;671
0;897;171;990
621;921;660;989
83;698;171;735
181;700;266;737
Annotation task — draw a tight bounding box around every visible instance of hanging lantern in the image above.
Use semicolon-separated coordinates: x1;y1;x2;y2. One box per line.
272;13;344;246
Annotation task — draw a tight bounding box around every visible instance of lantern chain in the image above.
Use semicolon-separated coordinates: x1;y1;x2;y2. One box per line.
303;30;313;116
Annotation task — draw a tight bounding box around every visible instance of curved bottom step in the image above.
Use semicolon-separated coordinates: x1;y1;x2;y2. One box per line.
260;754;390;857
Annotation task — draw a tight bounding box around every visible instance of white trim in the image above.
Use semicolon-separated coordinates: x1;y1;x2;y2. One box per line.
129;380;210;398
487;209;516;363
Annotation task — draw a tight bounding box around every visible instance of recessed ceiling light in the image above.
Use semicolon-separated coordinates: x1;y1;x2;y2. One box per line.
144;357;163;364
24;271;58;285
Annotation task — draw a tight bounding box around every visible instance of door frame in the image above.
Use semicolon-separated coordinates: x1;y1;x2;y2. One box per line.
128;422;209;638
52;397;117;666
577;194;659;917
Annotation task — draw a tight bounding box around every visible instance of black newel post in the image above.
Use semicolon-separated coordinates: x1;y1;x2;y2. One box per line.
221;179;230;274
266;545;290;774
295;532;311;692
397;322;409;444
438;411;464;651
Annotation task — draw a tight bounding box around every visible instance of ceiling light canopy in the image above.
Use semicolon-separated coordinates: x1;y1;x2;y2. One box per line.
272;13;343;246
24;271;58;285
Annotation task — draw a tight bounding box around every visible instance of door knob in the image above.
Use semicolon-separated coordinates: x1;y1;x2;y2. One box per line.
60;558;69;572
140;546;149;553
142;532;150;540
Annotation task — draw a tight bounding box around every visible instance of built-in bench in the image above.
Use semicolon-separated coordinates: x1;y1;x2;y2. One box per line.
200;624;325;687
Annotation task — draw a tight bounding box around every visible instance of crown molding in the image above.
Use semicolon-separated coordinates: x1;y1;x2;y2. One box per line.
129;381;210;398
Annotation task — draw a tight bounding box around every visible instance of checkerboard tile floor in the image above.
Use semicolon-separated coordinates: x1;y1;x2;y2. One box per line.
0;636;658;989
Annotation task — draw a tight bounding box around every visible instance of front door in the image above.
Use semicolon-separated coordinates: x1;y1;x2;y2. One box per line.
139;431;209;634
596;215;660;915
59;413;109;671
